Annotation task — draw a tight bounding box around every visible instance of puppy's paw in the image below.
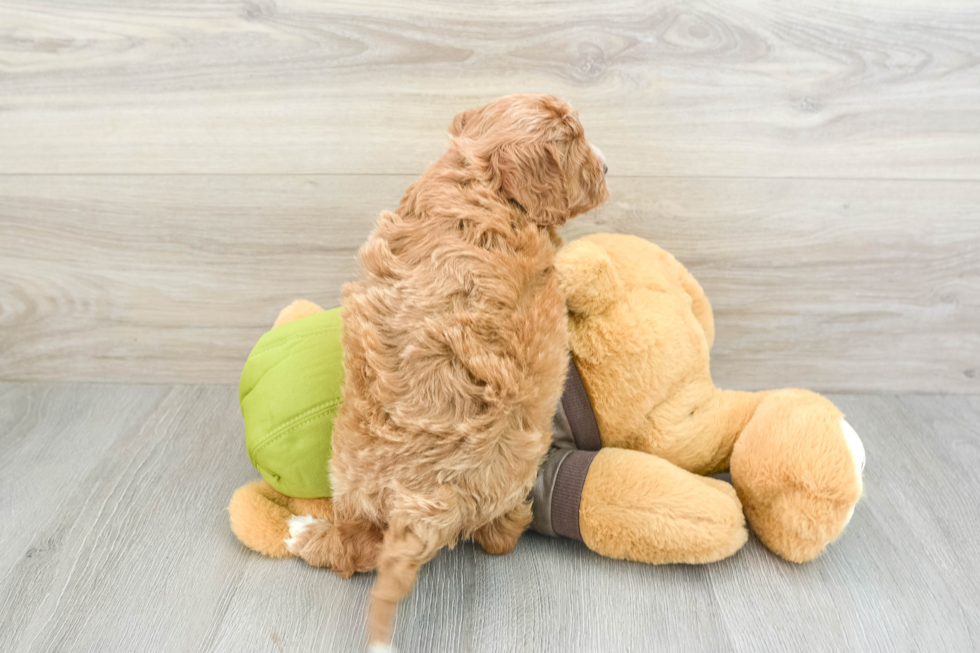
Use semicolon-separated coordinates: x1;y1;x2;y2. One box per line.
473;505;530;556
284;514;322;556
473;526;521;556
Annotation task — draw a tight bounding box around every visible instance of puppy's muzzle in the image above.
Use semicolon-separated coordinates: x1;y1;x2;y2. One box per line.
590;143;608;174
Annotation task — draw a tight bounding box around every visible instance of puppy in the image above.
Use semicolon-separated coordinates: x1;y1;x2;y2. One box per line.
286;94;609;649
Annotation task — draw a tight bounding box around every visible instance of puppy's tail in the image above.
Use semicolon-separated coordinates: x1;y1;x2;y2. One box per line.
369;525;445;648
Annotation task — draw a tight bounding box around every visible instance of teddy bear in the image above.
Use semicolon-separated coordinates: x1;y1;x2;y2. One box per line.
229;233;865;567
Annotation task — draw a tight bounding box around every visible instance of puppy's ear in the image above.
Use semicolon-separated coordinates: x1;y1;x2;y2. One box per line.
490;141;569;227
450;109;476;137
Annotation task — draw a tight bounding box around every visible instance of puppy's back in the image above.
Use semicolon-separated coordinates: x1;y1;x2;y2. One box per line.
333;196;566;503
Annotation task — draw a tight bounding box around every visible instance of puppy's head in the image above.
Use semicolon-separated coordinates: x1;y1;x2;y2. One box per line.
449;94;609;227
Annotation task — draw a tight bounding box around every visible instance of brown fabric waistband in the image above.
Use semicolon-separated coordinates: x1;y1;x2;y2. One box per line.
561;359;602;451
550;450;598;541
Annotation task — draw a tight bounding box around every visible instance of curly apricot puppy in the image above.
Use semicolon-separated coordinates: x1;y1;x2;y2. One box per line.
285;94;608;650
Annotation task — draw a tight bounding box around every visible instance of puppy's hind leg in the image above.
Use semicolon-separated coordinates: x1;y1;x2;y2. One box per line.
473;500;532;555
286;515;382;577
368;523;447;650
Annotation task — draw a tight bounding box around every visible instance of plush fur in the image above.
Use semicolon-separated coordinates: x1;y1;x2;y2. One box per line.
580;448;748;564
283;94;608;647
228;480;333;559
730;390;862;562
273;298;324;328
557;234;865;564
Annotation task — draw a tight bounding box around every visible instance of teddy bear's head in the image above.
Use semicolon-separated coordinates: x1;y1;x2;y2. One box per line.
554;234;718;450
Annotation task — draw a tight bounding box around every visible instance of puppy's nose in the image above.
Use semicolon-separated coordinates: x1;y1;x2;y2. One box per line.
603;163;608;174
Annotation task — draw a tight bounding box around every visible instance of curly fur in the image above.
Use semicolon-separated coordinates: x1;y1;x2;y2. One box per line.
285;94;608;646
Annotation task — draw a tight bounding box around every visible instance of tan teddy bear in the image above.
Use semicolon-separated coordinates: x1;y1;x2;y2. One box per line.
554;233;866;563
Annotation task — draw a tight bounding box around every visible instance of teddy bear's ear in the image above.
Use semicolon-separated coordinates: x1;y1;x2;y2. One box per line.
555;239;623;315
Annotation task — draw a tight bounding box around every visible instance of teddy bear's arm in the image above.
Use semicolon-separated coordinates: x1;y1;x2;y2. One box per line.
580;449;747;563
530;446;748;564
274;299;324;327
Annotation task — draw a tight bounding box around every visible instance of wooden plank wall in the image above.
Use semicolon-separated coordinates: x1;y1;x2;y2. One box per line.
1;0;978;392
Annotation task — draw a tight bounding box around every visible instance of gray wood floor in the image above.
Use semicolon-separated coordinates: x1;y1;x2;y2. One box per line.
1;382;977;652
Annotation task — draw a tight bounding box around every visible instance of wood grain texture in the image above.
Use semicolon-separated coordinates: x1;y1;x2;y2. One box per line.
1;383;978;652
0;0;978;177
2;175;977;391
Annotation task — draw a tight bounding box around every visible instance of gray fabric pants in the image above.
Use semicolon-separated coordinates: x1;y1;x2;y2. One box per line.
529;360;601;541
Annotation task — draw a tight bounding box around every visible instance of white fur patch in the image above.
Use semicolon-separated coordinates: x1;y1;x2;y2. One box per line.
284;514;320;554
367;645;394;653
841;419;866;475
840;418;865;528
590;143;606;163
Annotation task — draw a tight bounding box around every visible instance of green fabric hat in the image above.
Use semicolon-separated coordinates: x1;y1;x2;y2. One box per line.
239;308;343;498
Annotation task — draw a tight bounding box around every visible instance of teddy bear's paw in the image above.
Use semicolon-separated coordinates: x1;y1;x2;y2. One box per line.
284;514;323;555
840;418;866;527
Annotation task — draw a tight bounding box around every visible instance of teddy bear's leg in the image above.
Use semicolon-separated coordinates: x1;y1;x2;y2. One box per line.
730;389;865;563
568;448;748;564
273;299;324;328
228;480;298;558
228;480;334;558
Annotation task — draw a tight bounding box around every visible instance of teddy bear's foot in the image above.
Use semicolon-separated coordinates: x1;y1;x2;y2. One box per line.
731;390;865;563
